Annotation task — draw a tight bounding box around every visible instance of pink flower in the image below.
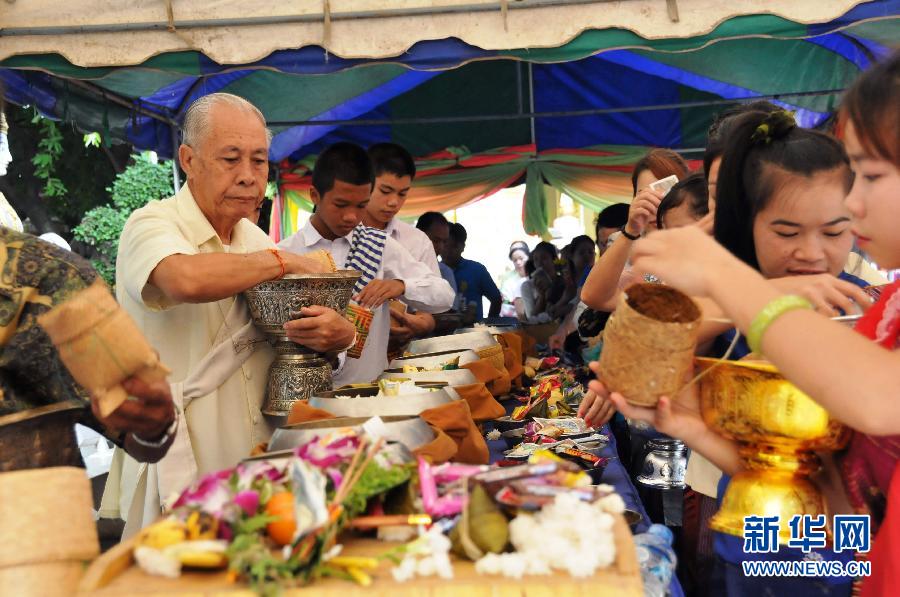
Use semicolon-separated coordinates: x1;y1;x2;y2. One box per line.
234;490;260;516
218;522;233;541
173;468;232;510
235;461;286;489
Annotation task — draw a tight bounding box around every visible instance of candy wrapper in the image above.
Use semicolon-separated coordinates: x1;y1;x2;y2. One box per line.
37;278;170;417
344;302;374;359
533;417;588;435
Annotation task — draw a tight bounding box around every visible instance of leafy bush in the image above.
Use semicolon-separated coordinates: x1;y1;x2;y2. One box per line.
110;152;176;212
74;153;174;285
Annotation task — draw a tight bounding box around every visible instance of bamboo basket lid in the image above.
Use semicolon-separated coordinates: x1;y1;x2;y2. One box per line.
0;466;99;568
0;560;86;597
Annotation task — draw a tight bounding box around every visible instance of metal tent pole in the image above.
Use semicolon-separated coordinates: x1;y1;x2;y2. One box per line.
170;124;181;190
1;0;618;36
528;62;536;149
266;88;845;127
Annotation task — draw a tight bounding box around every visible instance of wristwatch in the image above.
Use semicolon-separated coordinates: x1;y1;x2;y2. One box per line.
131;418;177;449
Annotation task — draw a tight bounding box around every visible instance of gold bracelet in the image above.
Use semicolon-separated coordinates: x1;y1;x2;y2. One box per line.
747;295;813;355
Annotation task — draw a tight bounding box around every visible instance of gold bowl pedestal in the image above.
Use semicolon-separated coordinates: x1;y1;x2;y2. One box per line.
696;358;850;544
244;272;361;417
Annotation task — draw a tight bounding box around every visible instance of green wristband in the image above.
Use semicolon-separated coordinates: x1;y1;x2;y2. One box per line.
747;295;813;355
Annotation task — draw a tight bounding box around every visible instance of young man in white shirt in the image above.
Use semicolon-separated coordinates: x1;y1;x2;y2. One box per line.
278;142;454;385
362;143;443;342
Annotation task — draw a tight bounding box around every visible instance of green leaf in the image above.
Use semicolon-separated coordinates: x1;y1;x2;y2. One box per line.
234;513;278;535
83;132;102;148
31;153;52;168
44;177;68;197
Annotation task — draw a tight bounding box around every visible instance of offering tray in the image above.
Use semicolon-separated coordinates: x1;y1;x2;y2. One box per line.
79;523;643;596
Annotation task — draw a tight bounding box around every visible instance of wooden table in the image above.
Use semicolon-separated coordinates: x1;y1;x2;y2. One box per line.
79;514;642;596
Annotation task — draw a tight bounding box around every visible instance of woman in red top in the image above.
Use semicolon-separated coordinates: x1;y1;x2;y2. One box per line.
596;52;900;594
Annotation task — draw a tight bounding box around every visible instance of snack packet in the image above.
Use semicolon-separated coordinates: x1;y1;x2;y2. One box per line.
344;302;375;359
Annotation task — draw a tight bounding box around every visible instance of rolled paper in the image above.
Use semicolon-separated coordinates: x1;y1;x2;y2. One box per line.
347;514;432;529
37;279;170;417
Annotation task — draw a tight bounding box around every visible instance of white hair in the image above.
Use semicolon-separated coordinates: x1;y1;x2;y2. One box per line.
181;93;272;148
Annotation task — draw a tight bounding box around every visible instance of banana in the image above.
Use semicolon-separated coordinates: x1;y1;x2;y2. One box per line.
328;556;378;570
165;540;229;569
175;550;228;569
137;519;188;549
185;511;218;541
345;566;372;587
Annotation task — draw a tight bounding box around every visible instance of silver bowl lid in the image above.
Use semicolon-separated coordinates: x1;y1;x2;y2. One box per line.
308;384;455;417
388;349;480;370
646;438;687;452
455;324;519;335
378;368;478;386
268;415;435;452
407;330;498;355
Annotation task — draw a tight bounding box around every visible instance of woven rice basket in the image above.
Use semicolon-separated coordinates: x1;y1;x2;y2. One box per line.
476;342;507;372
0;561;85;597
598;284;701;406
0;466;99;595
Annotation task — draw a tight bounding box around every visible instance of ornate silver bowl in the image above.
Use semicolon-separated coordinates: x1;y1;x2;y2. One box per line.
244;271;361;416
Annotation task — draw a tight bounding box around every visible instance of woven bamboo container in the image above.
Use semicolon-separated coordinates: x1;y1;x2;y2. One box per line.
0;467;100;596
476;342;506;372
598;283;701;406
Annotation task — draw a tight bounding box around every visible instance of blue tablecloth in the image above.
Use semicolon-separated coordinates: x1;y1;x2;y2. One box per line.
486;408;684;597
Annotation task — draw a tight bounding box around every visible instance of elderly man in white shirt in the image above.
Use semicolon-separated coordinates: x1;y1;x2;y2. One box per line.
102;93;355;537
278;142;454;385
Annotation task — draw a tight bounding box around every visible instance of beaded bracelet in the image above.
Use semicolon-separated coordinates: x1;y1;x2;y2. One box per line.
268;248;286;279
747;295;813;355
620;226;640;241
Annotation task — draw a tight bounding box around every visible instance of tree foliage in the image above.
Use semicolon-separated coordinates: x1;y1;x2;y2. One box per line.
74;152;174;285
2;104;130;232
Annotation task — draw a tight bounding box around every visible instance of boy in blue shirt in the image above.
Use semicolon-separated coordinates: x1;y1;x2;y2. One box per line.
440;222;501;320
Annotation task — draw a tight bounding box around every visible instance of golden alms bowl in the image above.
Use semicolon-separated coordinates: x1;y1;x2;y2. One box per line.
696;358;849;451
695;358;850;544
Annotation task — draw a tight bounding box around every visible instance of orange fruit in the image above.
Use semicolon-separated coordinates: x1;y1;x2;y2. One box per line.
265;491;296;546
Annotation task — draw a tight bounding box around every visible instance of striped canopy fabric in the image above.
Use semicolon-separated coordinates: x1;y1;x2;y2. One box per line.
1;0;897;235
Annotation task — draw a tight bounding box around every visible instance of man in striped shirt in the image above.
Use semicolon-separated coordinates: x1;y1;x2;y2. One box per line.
363;143;446;343
278;143;454;385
